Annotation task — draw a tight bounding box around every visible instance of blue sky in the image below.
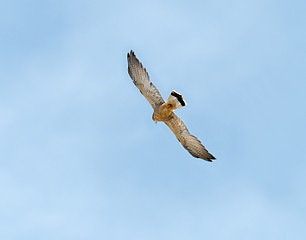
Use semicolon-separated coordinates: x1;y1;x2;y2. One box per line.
1;0;306;239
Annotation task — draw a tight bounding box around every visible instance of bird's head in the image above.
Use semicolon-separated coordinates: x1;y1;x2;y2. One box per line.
152;113;158;124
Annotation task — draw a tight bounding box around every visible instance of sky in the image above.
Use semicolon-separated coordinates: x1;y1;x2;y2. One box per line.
1;0;306;239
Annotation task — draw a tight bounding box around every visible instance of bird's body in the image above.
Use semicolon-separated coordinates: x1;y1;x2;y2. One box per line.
127;50;215;162
152;91;184;122
152;103;173;123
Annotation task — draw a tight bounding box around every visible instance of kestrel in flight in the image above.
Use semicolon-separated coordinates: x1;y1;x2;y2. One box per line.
127;50;215;162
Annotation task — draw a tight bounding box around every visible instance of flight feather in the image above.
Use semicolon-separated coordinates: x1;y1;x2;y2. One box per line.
164;113;215;161
127;50;164;109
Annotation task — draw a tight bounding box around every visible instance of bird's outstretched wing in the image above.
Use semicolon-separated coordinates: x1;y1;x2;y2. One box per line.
164;113;215;162
127;50;165;109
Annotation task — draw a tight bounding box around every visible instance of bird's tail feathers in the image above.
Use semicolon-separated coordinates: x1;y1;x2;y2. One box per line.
166;90;187;110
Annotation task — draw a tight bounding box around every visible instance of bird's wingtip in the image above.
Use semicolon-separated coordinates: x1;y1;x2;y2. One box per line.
127;50;135;59
202;153;216;162
207;155;216;162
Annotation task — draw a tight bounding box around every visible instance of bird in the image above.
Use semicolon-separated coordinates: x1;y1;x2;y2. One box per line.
127;50;215;162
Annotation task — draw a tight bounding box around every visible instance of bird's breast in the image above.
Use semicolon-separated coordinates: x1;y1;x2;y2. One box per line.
152;104;173;122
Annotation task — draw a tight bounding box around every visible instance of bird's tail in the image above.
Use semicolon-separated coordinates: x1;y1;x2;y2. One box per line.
166;90;187;110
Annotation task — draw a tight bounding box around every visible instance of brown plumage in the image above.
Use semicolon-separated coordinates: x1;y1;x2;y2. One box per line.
127;50;215;162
